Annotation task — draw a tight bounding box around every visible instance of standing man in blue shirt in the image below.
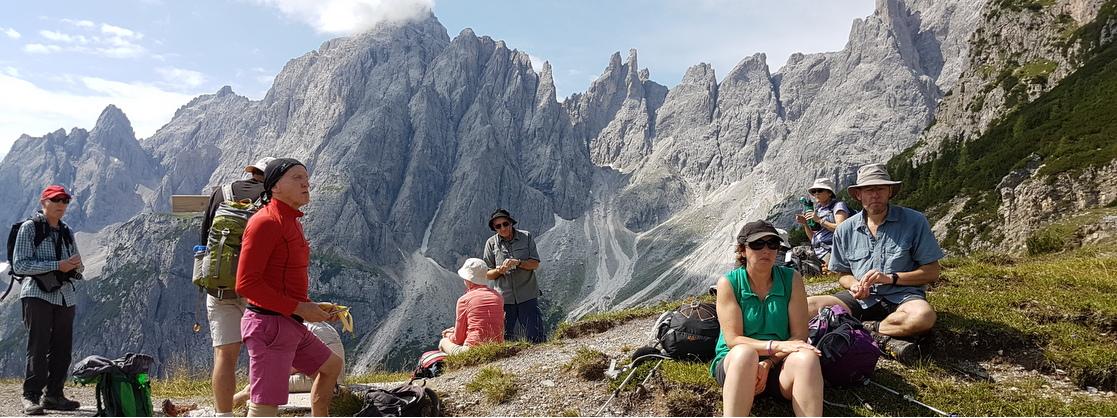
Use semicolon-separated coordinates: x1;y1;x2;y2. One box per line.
12;185;84;415
806;164;944;363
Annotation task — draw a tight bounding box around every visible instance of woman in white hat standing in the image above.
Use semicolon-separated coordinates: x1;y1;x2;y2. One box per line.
795;178;850;269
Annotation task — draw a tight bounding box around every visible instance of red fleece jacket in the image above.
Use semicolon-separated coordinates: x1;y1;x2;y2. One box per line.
235;199;310;316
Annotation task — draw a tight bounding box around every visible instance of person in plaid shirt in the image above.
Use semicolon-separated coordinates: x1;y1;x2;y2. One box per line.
12;185;84;415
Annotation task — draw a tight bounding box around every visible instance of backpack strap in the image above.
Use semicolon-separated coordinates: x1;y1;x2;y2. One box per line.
222;183;235;203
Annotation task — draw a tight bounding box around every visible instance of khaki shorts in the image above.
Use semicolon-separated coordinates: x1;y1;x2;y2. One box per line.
206;295;247;347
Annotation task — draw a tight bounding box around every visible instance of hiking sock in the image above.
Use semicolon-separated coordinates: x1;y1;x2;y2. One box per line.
215;412;234;417
248;403;278;417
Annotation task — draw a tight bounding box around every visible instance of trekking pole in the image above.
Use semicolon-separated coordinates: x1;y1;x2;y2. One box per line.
868;380;955;416
596;354;671;416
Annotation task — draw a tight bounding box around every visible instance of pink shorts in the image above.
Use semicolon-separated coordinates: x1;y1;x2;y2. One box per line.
241;310;333;406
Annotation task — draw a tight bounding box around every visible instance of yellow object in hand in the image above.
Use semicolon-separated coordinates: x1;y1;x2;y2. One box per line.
317;302;354;333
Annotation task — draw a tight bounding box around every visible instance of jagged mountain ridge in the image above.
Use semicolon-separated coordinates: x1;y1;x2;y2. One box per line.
0;0;990;374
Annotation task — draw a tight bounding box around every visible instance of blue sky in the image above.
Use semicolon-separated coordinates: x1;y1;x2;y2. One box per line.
0;0;874;157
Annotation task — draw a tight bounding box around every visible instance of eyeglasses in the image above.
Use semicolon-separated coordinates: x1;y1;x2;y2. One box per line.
49;197;72;205
493;221;511;229
809;189;828;195
747;238;782;251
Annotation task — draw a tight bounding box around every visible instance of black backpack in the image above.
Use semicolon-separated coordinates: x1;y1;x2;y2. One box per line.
655;302;720;362
4;216;75;300
355;381;442;417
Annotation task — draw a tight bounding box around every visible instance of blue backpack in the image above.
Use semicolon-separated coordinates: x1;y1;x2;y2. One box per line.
808;305;881;386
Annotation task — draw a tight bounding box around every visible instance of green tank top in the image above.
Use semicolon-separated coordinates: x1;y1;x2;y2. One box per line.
708;265;794;376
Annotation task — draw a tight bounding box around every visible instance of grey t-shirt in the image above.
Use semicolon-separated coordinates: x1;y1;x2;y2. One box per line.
482;230;541;304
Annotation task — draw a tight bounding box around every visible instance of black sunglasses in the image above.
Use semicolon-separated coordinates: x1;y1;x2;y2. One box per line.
493;221;511;229
747;238;782;251
49;197;72;204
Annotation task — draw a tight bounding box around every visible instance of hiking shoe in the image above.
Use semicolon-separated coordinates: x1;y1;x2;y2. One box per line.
41;395;81;411
870;331;920;364
22;397;45;415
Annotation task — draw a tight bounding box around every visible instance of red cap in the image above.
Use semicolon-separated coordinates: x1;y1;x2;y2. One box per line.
40;185;71;201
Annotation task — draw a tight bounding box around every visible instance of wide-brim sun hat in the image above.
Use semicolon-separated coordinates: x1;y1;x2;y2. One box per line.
847;163;901;195
808;177;836;194
457;258;489;285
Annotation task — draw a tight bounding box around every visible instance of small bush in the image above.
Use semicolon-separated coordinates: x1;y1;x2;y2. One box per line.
1025;230;1066;255
564;347;609;380
465;367;518;404
330;387;365;416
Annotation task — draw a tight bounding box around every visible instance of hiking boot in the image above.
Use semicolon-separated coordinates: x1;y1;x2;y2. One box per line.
870;331;920;364
41;395;81;411
22;397;45;415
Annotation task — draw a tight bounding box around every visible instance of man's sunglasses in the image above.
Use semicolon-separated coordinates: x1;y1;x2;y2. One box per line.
49;197;72;205
747;238;782;251
493;221;512;229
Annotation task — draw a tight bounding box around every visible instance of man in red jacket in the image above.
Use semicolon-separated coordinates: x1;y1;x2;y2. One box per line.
235;158;342;417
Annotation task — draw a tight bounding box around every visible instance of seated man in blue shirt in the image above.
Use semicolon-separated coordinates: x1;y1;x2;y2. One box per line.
806;164;944;363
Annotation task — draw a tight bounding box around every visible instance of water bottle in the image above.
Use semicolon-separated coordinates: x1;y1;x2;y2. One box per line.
192;245;207;282
799;197;819;231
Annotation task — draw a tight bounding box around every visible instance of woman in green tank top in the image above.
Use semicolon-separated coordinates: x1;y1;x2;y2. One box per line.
711;220;822;416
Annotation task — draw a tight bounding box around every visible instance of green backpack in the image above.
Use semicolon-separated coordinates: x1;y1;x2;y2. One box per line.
85;372;153;417
193;183;260;290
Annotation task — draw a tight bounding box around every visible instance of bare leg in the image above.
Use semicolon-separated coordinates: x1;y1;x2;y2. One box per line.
310;354;343;417
778;351;823;416
878;299;936;337
721;345;760;417
806;295;849;318
211;342;242;413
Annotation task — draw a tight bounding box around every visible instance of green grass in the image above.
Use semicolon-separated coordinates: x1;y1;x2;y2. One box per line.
817;362;1117;416
1016;58;1058;83
465;366;518;404
551;296;715;340
345;371;411;384
931;244;1117;389
1025;207;1117;255
329;387;365;416
443;341;532;370
564;346;609;380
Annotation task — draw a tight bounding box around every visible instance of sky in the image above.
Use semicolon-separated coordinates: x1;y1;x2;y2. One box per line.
0;0;875;158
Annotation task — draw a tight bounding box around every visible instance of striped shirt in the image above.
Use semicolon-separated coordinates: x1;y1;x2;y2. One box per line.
12;218;82;307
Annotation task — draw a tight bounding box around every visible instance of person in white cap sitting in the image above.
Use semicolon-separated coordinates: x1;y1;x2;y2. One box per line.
795;177;850;270
439;258;505;355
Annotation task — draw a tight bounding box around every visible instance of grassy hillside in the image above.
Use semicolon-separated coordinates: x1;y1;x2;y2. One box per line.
888;32;1117;246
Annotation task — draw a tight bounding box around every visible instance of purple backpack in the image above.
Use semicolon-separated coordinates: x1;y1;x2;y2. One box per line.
808;305;881;386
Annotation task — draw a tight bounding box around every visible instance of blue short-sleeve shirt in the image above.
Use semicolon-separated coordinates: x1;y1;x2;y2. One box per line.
828;205;944;305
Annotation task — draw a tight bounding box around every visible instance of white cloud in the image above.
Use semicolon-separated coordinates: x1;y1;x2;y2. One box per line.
40;30;89;44
2;27;20;39
0;73;201;154
100;23;142;40
27;20;148;58
254;0;434;35
3;66;18;77
24;43;62;54
527;54;545;73
61;19;95;29
156;67;207;89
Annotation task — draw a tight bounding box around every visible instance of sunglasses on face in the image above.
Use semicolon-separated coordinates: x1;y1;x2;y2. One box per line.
809;189;828;195
49;197;71;205
747;238;782;251
493;221;512;229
